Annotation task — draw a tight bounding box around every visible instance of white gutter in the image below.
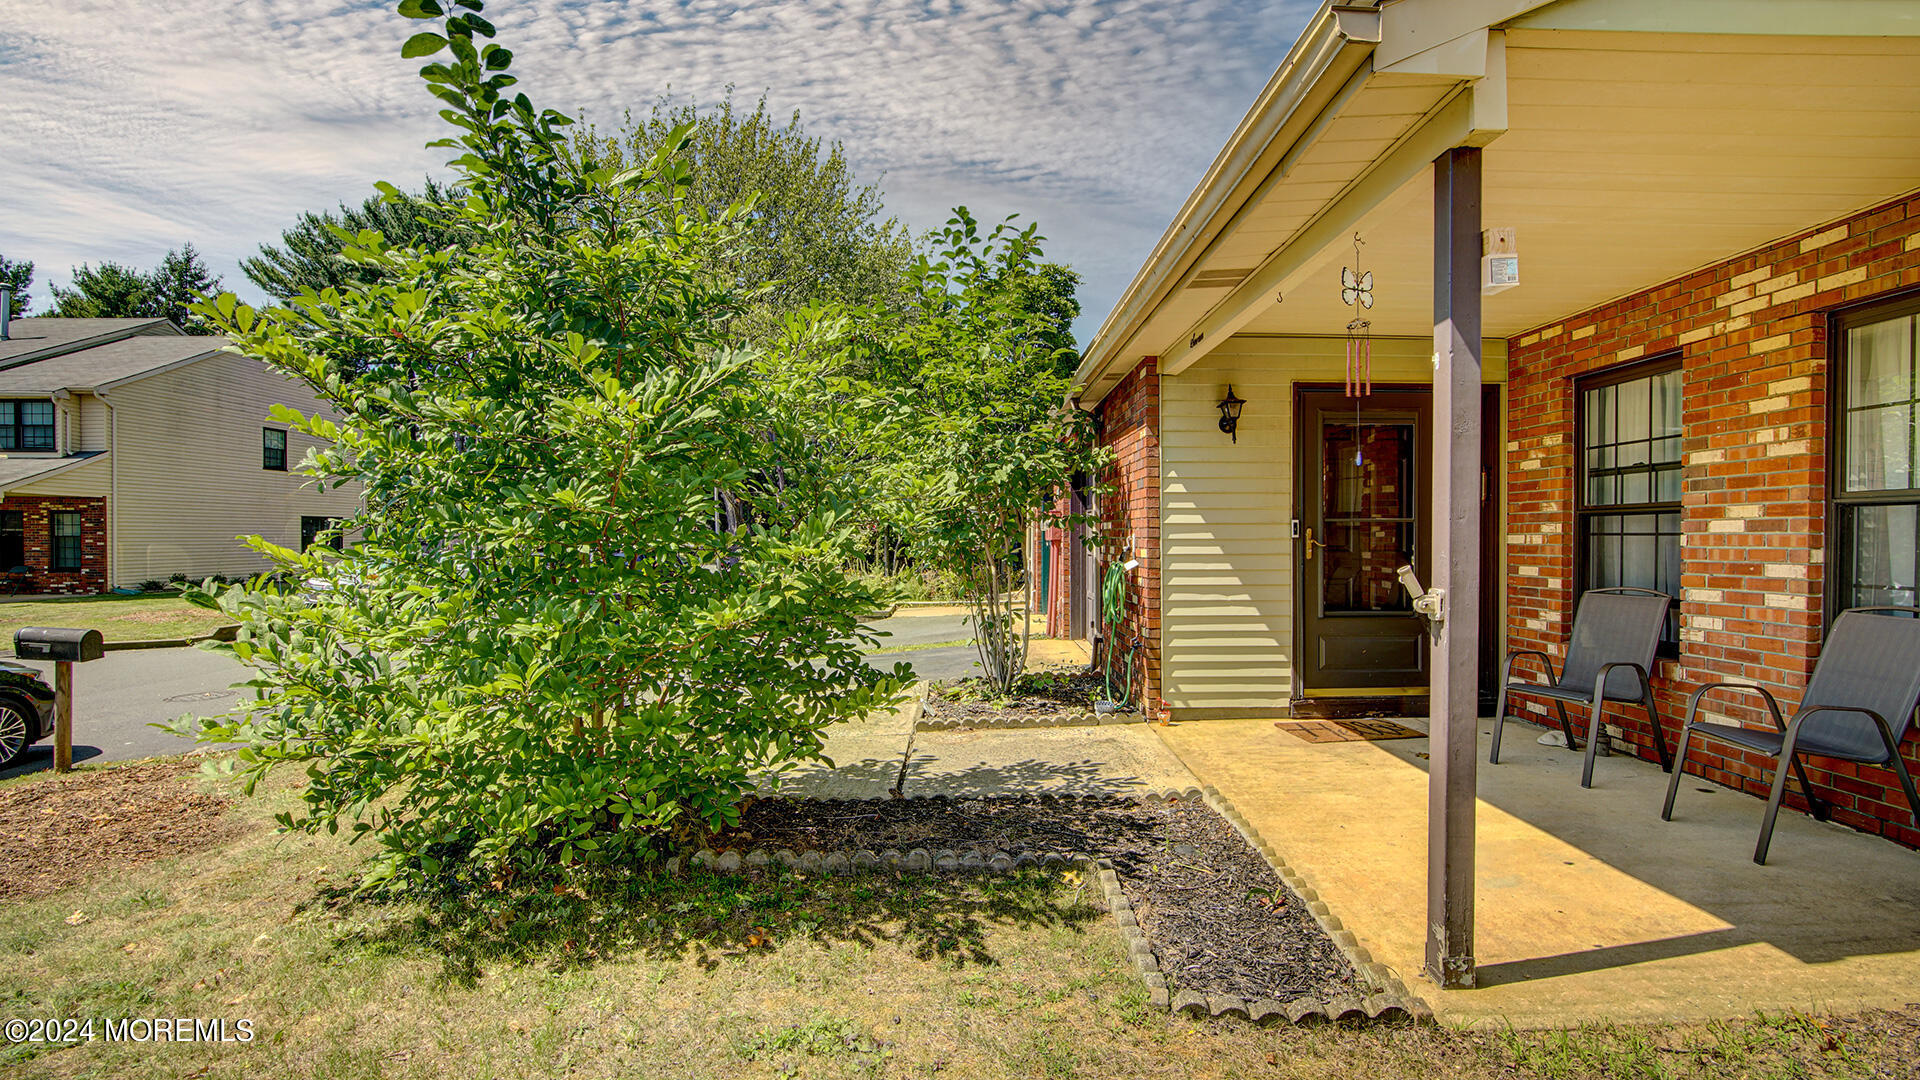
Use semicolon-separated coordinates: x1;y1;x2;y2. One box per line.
1071;2;1383;401
98;389;117;589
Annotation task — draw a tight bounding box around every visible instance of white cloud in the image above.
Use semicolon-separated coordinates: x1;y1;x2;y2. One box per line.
0;0;1313;340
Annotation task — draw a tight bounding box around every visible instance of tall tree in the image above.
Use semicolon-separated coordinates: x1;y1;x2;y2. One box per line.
835;210;1104;694
242;179;467;301
47;246;223;331
48;262;155;319
0;255;31;316
178;0;904;887
567;94;913;342
150;244;223;330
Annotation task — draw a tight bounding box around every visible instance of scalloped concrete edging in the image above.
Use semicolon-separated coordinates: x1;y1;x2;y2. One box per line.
1193;783;1434;1025
667;788;1424;1026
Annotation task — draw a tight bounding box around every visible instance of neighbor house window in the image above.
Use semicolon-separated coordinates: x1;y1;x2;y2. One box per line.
263;428;287;471
1832;295;1920;613
50;511;82;571
0;400;56;452
300;516;343;552
0;510;22;571
1577;358;1683;650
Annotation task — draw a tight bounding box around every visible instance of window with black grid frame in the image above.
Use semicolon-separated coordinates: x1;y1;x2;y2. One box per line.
1577;359;1683;650
1833;297;1920;614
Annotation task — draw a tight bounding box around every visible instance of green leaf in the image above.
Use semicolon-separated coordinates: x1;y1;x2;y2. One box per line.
401;31;447;58
396;0;444;17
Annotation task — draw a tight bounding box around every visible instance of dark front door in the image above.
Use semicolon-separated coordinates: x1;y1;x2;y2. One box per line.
1297;389;1433;691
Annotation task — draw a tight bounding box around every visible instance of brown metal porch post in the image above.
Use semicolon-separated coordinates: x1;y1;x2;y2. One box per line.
1427;145;1482;989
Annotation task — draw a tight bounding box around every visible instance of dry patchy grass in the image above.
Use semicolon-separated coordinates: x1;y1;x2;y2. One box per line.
0;761;1909;1080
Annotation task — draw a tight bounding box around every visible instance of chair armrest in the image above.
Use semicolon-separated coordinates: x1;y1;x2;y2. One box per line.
1503;648;1558;687
1594;661;1653;700
1684;681;1785;730
1789;704;1893;744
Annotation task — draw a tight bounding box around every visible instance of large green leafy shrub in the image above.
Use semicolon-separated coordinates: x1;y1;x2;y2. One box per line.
180;0;905;888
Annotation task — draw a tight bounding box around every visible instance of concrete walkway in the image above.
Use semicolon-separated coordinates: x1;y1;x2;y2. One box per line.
763;682;1195;801
1155;716;1920;1028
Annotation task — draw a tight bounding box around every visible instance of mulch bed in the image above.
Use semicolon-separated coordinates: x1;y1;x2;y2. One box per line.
0;760;236;903
922;668;1112;727
719;794;1359;1002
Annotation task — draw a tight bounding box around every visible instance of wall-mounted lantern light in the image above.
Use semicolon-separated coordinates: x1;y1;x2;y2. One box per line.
1217;386;1245;443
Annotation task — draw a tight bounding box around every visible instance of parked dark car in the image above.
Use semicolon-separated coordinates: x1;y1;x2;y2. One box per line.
0;661;58;768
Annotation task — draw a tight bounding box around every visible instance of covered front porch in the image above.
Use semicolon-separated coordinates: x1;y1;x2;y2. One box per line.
1156;716;1920;1027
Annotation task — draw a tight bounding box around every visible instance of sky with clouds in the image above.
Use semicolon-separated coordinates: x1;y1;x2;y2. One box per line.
0;0;1314;343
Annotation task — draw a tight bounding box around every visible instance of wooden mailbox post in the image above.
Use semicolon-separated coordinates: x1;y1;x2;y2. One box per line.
14;627;105;773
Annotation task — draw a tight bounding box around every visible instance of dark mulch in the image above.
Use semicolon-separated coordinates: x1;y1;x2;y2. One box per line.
923;668;1111;726
0;759;236;903
720;794;1359;1002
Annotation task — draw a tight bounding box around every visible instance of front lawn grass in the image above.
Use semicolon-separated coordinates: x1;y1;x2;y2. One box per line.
0;761;1907;1080
0;594;233;653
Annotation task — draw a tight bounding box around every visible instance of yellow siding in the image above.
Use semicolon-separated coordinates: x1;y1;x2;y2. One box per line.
1160;335;1507;713
11;457;109;498
96;352;360;586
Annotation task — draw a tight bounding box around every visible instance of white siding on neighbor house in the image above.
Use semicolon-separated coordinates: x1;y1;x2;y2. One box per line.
75;393;110;452
1160;335;1507;714
92;351;359;586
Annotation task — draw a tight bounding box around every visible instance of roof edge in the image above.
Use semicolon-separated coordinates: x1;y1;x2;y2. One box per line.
1073;3;1384;404
0;319;181;372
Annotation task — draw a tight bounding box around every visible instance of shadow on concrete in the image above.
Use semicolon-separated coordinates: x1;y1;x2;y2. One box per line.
0;744;104;782
1475;928;1752;987
899;753;1159;798
1371;723;1920;969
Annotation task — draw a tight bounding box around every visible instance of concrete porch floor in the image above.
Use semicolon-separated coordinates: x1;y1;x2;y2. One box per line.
1155;716;1920;1028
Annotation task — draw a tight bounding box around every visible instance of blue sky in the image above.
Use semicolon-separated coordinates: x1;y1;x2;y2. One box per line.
0;0;1313;344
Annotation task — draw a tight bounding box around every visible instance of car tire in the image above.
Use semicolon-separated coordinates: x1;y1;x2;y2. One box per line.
0;698;31;768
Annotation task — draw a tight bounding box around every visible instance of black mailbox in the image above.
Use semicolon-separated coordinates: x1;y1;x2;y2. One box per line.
14;627;105;663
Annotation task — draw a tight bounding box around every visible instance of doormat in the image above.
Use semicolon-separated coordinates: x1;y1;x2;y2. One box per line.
1277;718;1426;744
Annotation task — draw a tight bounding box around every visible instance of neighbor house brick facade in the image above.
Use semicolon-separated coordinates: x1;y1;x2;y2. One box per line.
1504;191;1920;849
1094;357;1162;717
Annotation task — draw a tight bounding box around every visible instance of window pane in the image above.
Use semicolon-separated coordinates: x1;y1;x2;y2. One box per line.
21;402;52;426
1847;503;1920;609
1618;380;1650;444
1653;369;1683;437
1847;403;1913;492
1655;466;1681;501
1848;316;1914;408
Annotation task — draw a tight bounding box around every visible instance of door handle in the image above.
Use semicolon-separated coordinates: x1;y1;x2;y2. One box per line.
1304;526;1329;560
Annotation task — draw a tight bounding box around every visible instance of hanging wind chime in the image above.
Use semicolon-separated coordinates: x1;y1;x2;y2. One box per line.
1341;233;1374;398
1341;233;1375;466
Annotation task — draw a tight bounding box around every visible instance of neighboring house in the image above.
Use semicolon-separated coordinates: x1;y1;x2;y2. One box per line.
0;316;358;593
1060;1;1920;851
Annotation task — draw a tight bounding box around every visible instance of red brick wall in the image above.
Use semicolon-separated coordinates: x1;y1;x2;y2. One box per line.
1096;358;1162;716
1506;191;1920;849
0;495;108;595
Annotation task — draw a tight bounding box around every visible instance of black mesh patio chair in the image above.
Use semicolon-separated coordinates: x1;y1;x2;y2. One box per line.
1662;606;1920;865
1490;586;1674;788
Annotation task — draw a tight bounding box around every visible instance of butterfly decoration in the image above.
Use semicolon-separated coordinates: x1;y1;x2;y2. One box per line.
1342;234;1374;402
1341;266;1374;310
